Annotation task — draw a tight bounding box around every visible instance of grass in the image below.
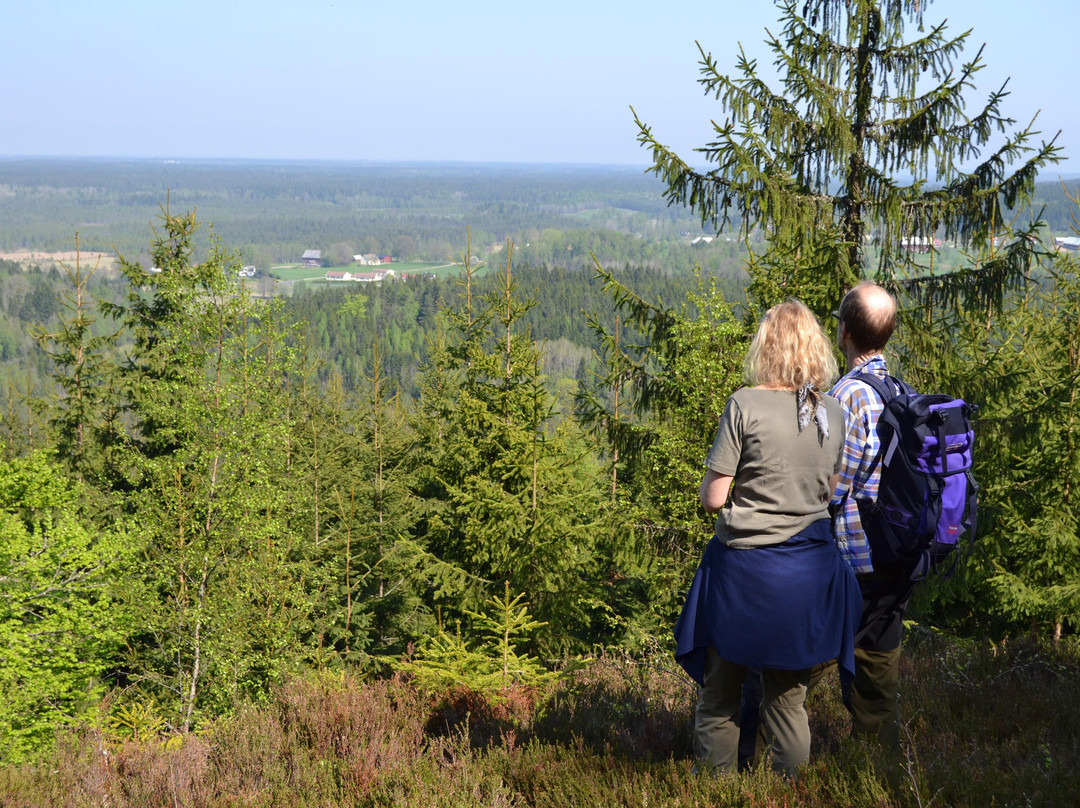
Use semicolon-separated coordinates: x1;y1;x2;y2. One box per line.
1;632;1076;807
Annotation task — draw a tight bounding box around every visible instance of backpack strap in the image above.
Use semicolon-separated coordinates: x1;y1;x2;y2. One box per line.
850;371;906;482
853;371;910;403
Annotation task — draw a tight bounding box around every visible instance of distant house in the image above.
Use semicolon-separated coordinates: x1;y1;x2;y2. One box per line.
690;236;715;245
238;265;257;278
325;270;353;281
1055;236;1080;251
899;237;941;253
355;268;395;283
302;249;322;267
380;255;393;264
355;253;383;266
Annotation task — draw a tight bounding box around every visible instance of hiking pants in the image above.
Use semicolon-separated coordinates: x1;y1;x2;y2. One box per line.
807;565;918;746
694;647;811;778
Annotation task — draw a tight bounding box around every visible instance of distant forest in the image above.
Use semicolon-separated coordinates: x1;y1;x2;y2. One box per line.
3;158;1077;273
0;159;728;270
0;159;759;403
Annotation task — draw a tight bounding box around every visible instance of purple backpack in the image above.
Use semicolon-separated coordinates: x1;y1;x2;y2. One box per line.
855;373;978;579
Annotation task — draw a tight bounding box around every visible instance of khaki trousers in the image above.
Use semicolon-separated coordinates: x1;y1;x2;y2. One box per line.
694;647;811;778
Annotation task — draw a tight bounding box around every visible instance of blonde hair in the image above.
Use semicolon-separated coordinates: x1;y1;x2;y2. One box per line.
744;299;838;390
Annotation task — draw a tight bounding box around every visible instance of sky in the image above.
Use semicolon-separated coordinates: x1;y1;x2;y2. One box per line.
2;1;1075;170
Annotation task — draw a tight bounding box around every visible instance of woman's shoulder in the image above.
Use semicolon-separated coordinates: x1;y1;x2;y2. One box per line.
729;386;782;410
726;387;798;424
733;385;795;399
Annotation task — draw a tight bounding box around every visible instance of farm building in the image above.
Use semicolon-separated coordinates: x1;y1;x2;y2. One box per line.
899;237;941;253
355;268;395;282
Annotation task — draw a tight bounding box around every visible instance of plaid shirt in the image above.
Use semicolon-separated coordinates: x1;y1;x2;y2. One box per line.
830;355;894;574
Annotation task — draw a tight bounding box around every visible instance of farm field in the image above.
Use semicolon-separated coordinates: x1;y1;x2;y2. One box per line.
270;261;464;282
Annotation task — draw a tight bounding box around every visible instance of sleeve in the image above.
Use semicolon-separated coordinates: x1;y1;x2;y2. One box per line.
832;384;869;502
831;399;845;476
705;394;743;475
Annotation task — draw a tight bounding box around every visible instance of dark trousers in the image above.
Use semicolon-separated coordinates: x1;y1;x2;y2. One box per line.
813;565;918;744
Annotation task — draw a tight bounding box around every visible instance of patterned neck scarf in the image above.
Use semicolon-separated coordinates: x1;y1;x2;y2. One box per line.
796;383;829;439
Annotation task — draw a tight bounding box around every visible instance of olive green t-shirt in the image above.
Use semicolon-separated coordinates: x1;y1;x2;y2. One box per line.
705;387;843;548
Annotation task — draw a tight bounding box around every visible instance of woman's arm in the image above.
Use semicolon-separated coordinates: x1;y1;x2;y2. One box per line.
699;469;734;514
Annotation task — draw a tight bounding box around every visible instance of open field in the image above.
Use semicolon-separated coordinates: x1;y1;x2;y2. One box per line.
0;249;118;270
270;261;462;282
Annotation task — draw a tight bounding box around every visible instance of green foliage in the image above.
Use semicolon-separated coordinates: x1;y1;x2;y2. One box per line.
337;289;367;321
108;206;318;731
397;584;557;694
901;243;1080;638
413;244;608;654
576;265;749;638
980;259;1080;635
280;262;737;401
0;450;128;761
296;347;429;663
106;700;169;743
31;238;123;482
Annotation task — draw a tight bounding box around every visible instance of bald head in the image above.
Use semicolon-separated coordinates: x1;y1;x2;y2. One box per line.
838;281;897;353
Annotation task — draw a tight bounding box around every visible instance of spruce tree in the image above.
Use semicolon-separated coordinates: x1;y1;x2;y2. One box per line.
297;346;428;663
899;236;1080;640
575;268;747;637
106;207;318;729
31;237;122;483
634;0;1062;313
412;243;607;654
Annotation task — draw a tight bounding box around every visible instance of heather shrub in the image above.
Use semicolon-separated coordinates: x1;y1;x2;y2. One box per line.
1;633;1077;807
533;649;695;760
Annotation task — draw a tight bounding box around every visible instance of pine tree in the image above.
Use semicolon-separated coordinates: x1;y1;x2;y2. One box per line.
634;0;1062;313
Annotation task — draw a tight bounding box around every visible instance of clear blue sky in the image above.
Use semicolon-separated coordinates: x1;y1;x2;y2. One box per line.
2;1;1074;170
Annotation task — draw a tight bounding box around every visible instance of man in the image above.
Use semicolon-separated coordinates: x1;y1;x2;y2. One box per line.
828;280;919;745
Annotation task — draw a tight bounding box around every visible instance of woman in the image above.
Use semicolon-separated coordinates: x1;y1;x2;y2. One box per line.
673;299;861;778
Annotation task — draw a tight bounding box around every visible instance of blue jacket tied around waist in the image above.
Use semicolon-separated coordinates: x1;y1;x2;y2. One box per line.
673;519;861;686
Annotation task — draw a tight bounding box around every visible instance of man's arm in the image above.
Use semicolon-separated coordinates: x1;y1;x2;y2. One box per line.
831;385;870;502
829;380;880;574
